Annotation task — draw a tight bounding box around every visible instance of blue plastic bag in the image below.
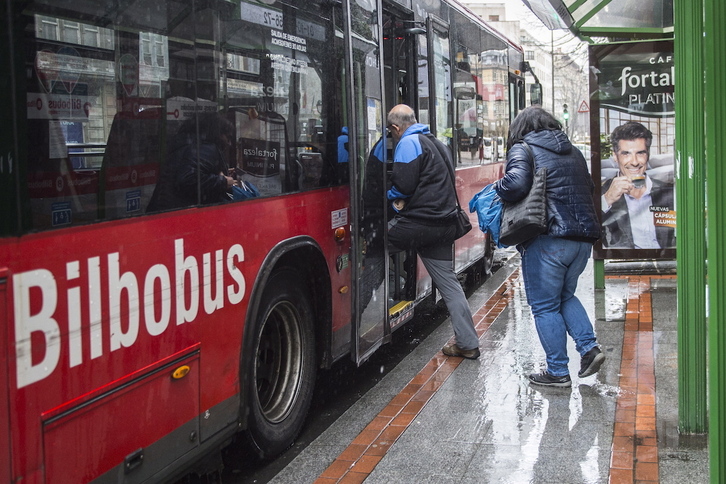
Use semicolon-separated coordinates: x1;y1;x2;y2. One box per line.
469;183;506;248
231;180;260;200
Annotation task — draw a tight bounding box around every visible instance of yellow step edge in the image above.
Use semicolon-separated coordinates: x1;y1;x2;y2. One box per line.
389;300;413;317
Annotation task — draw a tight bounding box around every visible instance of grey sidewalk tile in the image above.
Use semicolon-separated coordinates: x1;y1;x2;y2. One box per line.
267;444;345;484
659;447;709;484
651;278;709;483
367;440;479;483
595;327;625;345
464;443;538;483
464;441;610;484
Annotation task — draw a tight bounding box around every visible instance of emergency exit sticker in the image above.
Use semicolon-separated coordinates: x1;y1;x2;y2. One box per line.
331;208;348;229
51;202;72;227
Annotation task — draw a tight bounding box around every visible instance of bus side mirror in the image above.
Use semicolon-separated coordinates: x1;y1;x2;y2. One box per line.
530;83;543;106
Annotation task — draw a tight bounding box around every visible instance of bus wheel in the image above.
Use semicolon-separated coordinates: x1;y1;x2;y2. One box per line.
245;269;316;459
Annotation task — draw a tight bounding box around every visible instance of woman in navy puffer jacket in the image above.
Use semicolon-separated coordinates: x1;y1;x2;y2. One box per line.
494;106;604;388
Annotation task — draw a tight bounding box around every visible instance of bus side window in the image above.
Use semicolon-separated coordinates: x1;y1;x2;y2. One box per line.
298;150;325;190
100;108;163;219
25;119;100;230
235;109;288;196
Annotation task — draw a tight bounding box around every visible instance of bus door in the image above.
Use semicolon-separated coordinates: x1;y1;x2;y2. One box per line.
425;16;453;147
376;13;453;328
382;4;419;111
347;0;388;364
382;3;421;333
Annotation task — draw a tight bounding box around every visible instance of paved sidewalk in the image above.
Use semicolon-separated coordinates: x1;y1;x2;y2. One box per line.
270;254;709;483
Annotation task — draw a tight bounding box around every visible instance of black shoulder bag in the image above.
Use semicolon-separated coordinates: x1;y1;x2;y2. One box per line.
499;141;548;246
432;136;472;239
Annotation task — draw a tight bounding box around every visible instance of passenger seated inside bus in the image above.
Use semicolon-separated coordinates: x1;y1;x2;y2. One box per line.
147;112;237;212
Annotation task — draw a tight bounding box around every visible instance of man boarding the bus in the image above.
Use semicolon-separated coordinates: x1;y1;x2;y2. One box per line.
385;104;480;359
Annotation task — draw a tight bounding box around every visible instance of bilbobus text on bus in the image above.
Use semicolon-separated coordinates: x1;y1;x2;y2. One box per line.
0;0;527;481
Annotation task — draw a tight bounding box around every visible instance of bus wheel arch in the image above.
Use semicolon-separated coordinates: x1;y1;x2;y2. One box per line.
240;239;330;459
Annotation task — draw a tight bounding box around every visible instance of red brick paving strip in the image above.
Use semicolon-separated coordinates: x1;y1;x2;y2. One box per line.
608;275;672;484
314;270;520;483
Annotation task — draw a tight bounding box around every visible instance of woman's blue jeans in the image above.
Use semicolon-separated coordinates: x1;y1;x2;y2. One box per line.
520;236;598;377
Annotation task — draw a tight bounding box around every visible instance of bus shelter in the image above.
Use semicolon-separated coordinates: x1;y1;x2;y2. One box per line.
523;0;724;481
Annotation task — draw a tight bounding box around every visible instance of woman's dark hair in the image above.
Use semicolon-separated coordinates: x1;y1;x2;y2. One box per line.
506;106;562;150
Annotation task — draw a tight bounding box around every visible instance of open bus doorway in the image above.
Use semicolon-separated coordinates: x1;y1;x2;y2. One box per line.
381;4;425;332
353;2;422;366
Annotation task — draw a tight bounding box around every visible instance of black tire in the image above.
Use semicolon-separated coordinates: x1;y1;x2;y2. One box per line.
244;268;316;459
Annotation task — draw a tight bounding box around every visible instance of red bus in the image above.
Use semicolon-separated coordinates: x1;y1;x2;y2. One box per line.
0;0;528;482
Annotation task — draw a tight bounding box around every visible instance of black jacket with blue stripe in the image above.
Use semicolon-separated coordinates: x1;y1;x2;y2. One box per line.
387;123;457;225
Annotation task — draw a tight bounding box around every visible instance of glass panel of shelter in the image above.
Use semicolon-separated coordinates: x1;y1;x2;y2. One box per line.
572;0;673;29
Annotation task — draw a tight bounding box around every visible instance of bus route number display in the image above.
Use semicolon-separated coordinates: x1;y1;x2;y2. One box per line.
241;2;283;30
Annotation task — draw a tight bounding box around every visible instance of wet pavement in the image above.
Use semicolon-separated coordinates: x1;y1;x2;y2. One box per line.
266;251;709;484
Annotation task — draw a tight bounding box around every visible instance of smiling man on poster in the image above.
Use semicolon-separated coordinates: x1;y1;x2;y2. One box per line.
601;121;675;249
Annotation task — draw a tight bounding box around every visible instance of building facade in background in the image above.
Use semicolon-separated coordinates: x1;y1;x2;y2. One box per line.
461;1;590;144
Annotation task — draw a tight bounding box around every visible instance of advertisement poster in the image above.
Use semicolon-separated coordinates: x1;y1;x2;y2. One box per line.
589;40;675;260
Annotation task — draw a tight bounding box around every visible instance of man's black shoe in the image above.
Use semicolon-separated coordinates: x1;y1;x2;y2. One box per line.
579;346;606;378
529;371;572;388
442;343;480;360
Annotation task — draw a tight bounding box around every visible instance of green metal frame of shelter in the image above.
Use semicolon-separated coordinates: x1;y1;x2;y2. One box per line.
525;0;723;481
